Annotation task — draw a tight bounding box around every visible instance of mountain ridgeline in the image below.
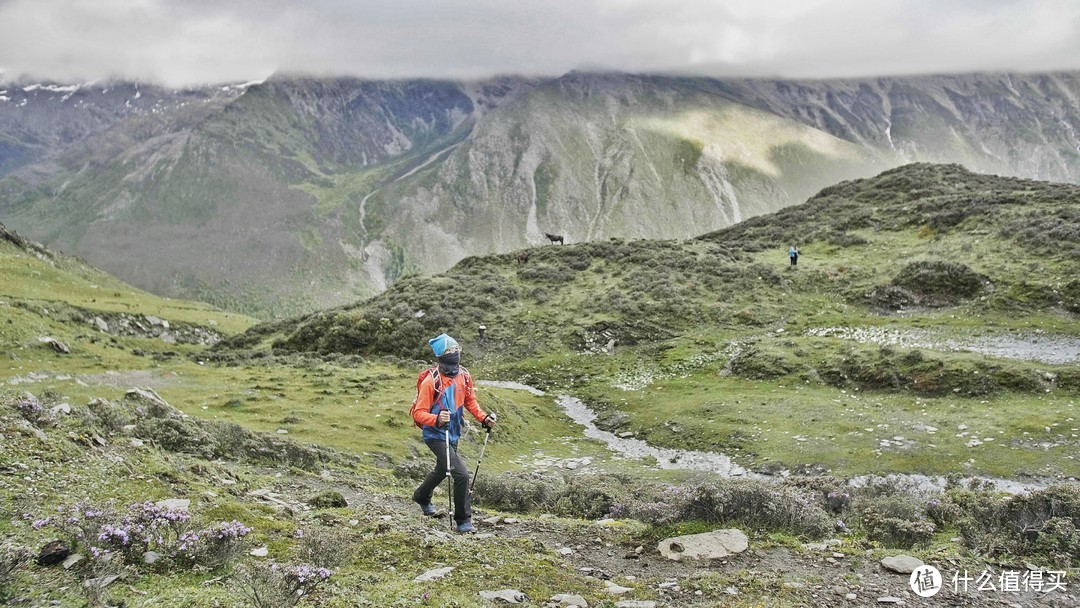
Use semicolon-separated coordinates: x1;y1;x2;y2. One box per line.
3;72;1080;317
224;163;1080;368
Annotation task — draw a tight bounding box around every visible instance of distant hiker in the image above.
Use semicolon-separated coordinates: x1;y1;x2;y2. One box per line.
410;333;496;533
545;233;565;245
789;245;800;268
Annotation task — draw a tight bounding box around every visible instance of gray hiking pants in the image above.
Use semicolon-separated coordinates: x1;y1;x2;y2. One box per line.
413;439;471;524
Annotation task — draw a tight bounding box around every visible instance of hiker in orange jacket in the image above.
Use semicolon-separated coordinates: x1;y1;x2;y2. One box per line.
410;333;496;533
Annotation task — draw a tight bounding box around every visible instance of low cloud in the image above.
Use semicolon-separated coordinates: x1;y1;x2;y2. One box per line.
2;0;1079;85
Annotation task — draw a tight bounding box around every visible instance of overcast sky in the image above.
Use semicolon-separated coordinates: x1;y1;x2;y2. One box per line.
2;0;1079;86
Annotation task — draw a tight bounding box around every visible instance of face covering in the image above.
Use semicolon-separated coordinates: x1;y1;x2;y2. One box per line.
437;351;461;377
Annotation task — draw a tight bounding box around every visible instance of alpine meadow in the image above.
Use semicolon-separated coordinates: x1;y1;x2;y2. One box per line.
2;156;1079;606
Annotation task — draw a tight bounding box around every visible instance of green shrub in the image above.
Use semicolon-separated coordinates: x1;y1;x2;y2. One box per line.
307;491;348;509
890;260;987;306
857;495;936;548
472;472;564;513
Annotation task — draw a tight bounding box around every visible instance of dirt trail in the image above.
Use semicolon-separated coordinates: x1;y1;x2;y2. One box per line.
243;468;1073;608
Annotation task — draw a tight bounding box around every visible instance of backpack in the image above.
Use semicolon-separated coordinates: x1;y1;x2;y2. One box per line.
412;366;473;428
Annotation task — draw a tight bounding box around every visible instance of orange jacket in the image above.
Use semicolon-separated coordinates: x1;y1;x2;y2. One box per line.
410;368;487;443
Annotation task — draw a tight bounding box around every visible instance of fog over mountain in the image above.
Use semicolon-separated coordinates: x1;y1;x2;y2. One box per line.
2;0;1080;85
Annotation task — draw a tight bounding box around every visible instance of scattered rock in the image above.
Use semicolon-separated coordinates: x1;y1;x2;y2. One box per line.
603;581;634;595
478;589;526;603
503;517;521;524
558;547;574;556
482;515;503;525
783;582;806;589
142;551;162;564
547;594;589;607
93;317;109;332
155;498;190;511
49;403;71;416
125;387;184;418
130;438;144;447
616;602;656;608
414;566;454;582
250;547;269;557
881;555;923;574
877;597;904;604
657;529;749;561
38;337;70;354
14;419;48;441
84;575;120;589
36;540;72;566
846;593;858;600
61;554;84;569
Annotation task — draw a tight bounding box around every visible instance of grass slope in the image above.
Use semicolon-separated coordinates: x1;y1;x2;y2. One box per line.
229;163;1080;481
2;170;1079;606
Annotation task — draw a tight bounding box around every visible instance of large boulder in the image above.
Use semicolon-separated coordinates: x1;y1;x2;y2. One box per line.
657;529;749;561
881;554;923;574
36;540;72;566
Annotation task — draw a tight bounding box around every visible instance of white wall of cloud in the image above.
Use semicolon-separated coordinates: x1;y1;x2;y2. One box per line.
1;0;1078;85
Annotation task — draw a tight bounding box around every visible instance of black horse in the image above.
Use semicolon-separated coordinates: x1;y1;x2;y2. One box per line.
544;233;565;245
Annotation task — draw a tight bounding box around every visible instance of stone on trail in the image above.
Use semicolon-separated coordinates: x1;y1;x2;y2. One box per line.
616;602;657;608
657;529;749;561
546;594;588;607
877;597;904;604
478;589;526;603
603;580;634;595
881;555;923;574
413;566;454;582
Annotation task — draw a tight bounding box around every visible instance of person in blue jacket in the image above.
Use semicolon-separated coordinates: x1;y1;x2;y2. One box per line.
409;333;496;533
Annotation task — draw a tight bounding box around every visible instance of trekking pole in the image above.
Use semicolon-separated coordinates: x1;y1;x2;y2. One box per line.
469;426;492;496
445;425;453;531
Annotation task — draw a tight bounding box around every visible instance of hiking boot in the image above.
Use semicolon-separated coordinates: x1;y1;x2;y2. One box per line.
456;520;476;534
418;503;437;517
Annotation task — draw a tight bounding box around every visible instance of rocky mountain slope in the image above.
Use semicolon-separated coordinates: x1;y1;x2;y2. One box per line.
3;72;1080;317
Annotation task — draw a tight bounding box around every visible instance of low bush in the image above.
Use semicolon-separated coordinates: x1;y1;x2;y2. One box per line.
890;260;988;306
472;472;565;513
856;495;936;548
953;484;1080;566
307;491;348;509
296;527;355;568
29;501;251;571
234;562;333;608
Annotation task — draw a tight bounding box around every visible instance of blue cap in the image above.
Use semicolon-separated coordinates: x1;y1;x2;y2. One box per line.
428;333;460;357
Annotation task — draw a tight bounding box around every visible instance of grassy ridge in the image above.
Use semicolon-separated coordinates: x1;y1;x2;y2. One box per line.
226;163;1080;480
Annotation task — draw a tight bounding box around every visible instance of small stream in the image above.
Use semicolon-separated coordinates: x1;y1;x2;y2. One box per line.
477;381;1052;494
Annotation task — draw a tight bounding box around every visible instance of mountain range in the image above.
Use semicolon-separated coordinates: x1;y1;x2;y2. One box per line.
2;70;1080;317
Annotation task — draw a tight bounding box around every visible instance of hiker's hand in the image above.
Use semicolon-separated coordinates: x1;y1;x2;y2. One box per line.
438;410;450;426
482;413;497;429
